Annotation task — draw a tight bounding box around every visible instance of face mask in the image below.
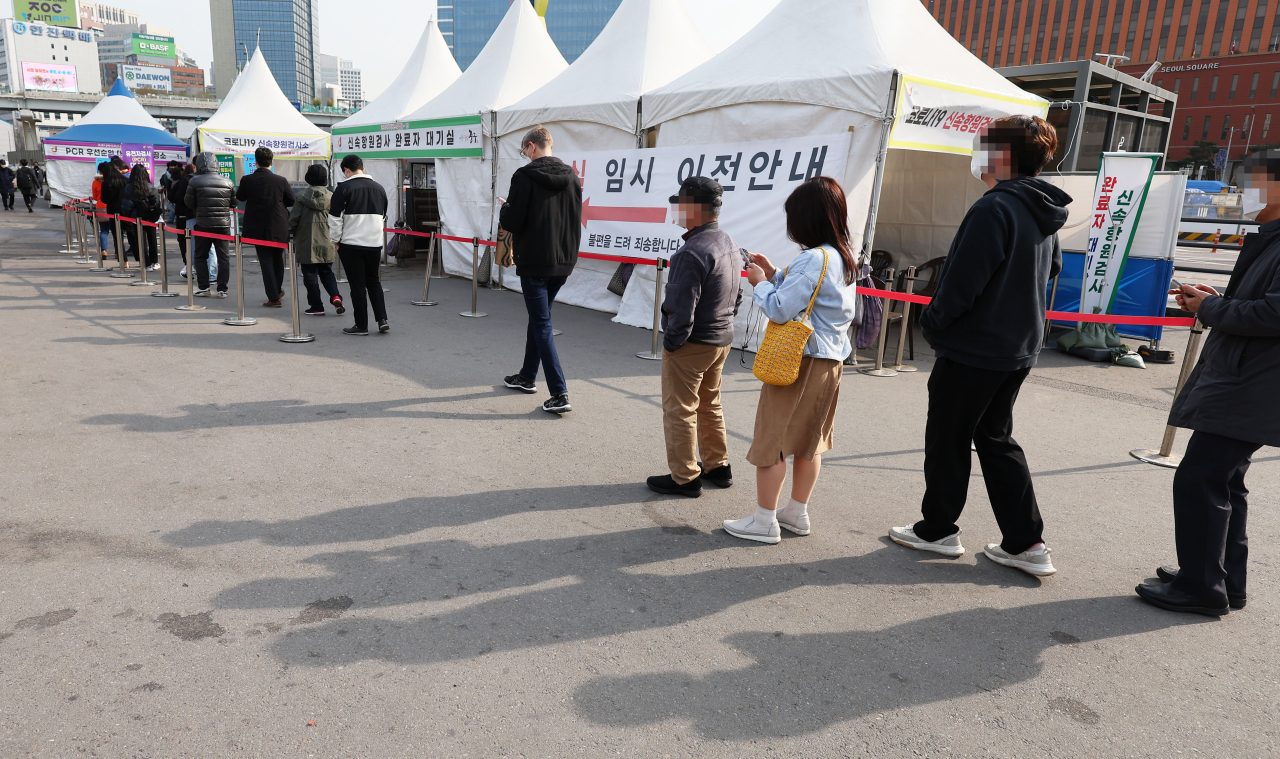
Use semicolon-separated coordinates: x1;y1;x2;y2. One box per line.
1242;186;1266;218
970;133;984;179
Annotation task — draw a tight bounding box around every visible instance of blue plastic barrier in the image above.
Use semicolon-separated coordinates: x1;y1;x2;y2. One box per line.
1049;252;1176;342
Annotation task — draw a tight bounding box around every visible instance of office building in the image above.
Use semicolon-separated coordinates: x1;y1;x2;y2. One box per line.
96;24;176;66
452;0;621;69
340;58;362;107
209;0;320;103
79;2;141;31
438;3;455;53
0;18;102;94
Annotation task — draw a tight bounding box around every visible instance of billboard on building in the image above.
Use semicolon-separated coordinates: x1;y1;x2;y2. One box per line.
132;34;175;62
21;62;78;93
121;64;172;92
18;0;79;28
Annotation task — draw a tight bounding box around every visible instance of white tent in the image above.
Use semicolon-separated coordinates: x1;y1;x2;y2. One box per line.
614;0;1047;332
331;18;462;222
403;0;567;276
197;48;330;169
492;0;715;311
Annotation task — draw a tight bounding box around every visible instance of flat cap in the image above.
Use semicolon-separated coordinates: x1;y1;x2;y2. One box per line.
669;175;723;205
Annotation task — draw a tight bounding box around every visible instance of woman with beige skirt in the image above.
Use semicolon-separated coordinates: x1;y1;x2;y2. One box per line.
724;176;860;544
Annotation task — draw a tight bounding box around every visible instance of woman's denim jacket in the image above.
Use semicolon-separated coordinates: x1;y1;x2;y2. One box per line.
752;245;858;361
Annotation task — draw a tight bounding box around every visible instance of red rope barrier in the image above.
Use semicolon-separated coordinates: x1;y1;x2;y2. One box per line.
579;251;661;266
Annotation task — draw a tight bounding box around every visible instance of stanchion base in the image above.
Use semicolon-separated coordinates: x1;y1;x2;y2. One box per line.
151;291;180;298
888;364;918;372
410;300;439;306
88;266;109;272
429;274;449;280
280;333;316;343
130;280;159;287
108;271;135;279
459;311;488;318
74;260;91;264
224;318;259;326
637;351;662;361
175;304;207;311
1129;449;1182;469
552;329;563;336
858;367;899;377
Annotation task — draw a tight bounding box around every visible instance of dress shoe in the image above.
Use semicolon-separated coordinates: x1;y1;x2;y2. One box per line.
263;300;282;308
1135;582;1229;616
646;474;702;498
1155;566;1246;609
698;462;733;488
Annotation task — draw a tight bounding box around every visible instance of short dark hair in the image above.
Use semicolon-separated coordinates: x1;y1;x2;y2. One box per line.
522;126;552;152
19;159;27;166
1241;149;1280;182
305;164;328;186
982;115;1058;177
167;160;180;168
340;154;363;172
784;176;856;286
254;146;273;167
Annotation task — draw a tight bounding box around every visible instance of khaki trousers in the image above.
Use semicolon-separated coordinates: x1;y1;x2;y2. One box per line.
662;343;732;484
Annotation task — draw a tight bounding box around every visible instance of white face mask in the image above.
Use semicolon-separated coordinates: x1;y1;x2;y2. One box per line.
1242;186;1266;218
970;132;984;179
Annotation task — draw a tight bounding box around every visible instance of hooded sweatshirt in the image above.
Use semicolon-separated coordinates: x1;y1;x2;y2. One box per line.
183;152;236;232
289;185;335;265
499;156;582;278
919;176;1071;371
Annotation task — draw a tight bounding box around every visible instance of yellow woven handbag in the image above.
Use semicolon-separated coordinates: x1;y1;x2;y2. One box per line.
753;247;829;386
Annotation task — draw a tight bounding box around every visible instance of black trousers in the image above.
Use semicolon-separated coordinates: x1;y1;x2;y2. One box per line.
301;263;341;311
1171;431;1261;602
257;245;285;301
1;190;13;209
192;229;230;292
338;244;387;330
914;357;1044;554
21;190;35;210
125;222;158;266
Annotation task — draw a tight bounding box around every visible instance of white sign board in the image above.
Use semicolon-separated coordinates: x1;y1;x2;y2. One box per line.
556;132;852;262
1081;152;1160;314
120;64;171;92
889;75;1048;155
197;128;329;159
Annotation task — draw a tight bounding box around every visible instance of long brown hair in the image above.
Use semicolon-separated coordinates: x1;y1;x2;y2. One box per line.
784;176;856;285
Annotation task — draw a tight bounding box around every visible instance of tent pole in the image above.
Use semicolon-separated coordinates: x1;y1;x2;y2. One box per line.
635;98;644;149
489;110;502;290
859;71;900;265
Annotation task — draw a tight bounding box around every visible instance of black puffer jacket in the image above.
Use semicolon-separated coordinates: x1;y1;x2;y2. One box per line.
499;156;582;278
183;152;235;232
100;171;127;214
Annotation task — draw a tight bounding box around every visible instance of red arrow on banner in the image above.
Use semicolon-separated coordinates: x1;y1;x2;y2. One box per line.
581;197;667;228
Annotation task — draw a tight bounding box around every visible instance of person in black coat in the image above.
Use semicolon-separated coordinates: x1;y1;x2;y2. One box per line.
0;160;15;210
15;159;38;213
1136;150;1280;616
169;163;194;263
236;146;295;307
497;126;583;415
120;164;162;268
889;115;1070;579
184;152;235;296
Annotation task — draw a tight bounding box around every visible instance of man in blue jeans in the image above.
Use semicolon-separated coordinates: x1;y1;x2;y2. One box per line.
498;126;582;414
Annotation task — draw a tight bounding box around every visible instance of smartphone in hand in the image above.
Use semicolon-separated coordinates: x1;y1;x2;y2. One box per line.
739;247;751;269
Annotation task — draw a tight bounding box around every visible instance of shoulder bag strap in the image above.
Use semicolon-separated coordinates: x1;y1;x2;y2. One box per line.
801;246;830;322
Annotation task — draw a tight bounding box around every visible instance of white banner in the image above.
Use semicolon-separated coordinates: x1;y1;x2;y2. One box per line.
1081;152;1161;314
888;75;1048;155
556;132;852;262
197;128;329;159
120;64;171;93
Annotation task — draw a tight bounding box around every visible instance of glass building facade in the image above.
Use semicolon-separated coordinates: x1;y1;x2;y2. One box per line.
231;0;319;104
452;0;622;70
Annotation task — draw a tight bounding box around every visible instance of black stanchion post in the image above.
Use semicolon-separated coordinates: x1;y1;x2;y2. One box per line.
1130;316;1205;468
280;242;315;343
411;230;439;306
152;222;178;298
459;237;487;318
1044;273;1062;348
637;258;666;360
860;268;899;377
224;230;257;326
176;227;205;312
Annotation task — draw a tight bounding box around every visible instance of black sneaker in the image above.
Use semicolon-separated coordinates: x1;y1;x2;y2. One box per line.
542;394;572;414
504;374;537;394
699;462;733;488
304;308;325;316
647;474;702;498
343;326;369;336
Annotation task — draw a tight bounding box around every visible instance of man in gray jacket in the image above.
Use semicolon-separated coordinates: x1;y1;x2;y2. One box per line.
183;152;235;297
647;177;743;498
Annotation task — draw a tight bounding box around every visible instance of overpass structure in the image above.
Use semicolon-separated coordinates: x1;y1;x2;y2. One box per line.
0;90;354;130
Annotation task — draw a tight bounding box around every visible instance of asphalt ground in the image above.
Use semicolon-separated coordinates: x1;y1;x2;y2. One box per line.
1;205;1277;758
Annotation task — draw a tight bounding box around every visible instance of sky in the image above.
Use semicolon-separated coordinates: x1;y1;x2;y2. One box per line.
5;0;782;101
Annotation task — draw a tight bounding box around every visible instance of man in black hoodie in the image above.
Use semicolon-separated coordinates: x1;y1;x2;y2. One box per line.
890;115;1071;579
498;126;582;414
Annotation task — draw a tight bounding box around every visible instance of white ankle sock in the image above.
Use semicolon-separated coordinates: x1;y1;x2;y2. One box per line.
780;498;808;518
756;506;778;525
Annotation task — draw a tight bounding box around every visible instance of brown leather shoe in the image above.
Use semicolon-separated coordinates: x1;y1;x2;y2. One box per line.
263;300;282;308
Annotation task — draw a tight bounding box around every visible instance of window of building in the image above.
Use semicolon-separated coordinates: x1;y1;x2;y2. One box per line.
1191;76;1199;101
1273;71;1280;97
1229;73;1239;99
1183;115;1192;140
1264;113;1273;139
1202;115;1212;141
1250;0;1269;52
1244;113;1254;138
1173;77;1181;92
1221;114;1232;140
1210;75;1219;100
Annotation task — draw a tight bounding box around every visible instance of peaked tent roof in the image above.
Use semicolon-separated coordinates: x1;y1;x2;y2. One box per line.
406;0;567;124
497;0;714;136
335;18;461;129
198;48;328;150
642;0;1044;128
46;79;187;147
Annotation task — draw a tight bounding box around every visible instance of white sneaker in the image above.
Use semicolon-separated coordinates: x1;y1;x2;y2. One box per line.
889;525;965;557
777;509;810;536
983;544;1057;577
147;263;160;271
723;511;781;544
194;288;210;297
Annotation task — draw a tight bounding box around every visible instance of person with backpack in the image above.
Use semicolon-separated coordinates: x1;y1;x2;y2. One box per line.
121;164;163;269
289;164;344;316
15;159;38;213
0;160;15;211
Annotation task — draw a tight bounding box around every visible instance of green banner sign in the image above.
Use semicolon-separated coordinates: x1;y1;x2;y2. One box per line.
132;33;175;60
214;154;236;183
332;114;484;159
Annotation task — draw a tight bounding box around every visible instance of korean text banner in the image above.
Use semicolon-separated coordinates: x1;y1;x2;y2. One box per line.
21;61;76;93
556;132;852;261
1081;152;1160;314
18;0;78;28
888;75;1047;155
44;142;185;164
332;115;484;159
197;129;330;159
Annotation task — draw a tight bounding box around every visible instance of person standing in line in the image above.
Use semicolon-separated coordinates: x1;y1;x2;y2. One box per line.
33;161;46;198
888;115;1069;577
169;163;194;271
0;160;15;211
160;159;180;223
91;163;116;257
646;177;743;498
1135;150;1280;616
15;159;37;213
99;160;130;264
329;154;389;335
184;152;235;298
289;164;344;316
120;164;162;270
721;176;859;544
236;146;295;307
498;126;582;415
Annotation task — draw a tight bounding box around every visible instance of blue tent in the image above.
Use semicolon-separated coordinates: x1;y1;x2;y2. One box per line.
45;79;186;148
